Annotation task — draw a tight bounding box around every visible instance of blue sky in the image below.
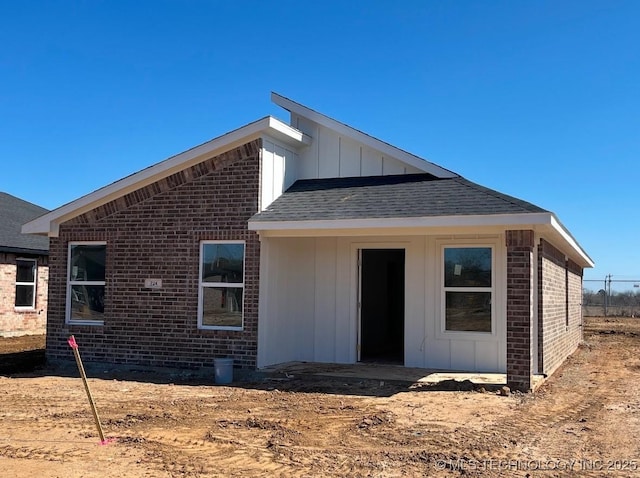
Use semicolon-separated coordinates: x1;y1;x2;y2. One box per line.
1;1;638;288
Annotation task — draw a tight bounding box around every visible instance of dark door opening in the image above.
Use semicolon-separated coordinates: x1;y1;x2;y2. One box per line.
359;249;405;364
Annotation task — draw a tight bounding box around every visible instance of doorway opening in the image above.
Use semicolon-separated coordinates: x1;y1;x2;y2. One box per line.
359;249;405;364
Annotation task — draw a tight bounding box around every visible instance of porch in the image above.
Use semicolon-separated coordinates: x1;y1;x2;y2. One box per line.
260;361;546;391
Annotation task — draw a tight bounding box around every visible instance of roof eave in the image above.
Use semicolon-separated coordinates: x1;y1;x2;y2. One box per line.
249;211;594;268
0;246;49;256
22;116;309;237
248;212;553;232
548;214;595;268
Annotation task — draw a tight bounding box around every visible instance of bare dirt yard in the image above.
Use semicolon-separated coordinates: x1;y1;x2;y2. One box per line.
1;317;639;477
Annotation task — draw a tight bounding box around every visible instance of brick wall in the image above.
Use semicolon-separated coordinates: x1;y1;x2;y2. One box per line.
538;239;583;376
46;139;261;370
0;252;48;336
505;230;534;392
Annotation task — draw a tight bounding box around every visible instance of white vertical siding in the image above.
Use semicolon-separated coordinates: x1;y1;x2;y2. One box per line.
338;136;362;177
257;234;507;372
313;238;337;362
335;238;354;363
273;144;285;198
292;113;423;180
403;238;427;368
450;340;476;370
260;114;427;215
475;341;500;371
258;238;316;366
261;138;298;210
382;157;408;175
361;147;383;176
318;125;340;177
261;144;274;211
426;340;452;369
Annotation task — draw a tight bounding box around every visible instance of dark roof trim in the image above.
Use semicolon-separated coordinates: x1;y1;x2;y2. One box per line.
0;246;49;256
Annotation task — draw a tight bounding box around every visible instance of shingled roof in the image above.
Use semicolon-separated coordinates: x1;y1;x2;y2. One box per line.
0;192;49;255
250;174;547;223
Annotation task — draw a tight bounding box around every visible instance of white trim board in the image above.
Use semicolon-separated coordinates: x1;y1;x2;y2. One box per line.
23;116;310;237
249;212;594;269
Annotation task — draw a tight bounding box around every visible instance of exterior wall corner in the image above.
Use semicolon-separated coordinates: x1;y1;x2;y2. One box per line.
506;229;534;391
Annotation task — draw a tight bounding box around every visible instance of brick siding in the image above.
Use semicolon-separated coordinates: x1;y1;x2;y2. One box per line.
0;252;48;336
46;139;261;370
505;230;535;391
537;239;583;376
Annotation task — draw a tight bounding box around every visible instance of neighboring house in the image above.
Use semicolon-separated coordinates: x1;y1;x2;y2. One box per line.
23;93;593;391
0;192;49;336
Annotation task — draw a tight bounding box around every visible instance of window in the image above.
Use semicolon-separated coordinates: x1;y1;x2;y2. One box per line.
67;242;106;324
443;247;493;333
198;241;244;330
15;259;37;308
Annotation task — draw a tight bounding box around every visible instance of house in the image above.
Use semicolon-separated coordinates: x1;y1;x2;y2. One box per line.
23;93;593;391
0;192;49;336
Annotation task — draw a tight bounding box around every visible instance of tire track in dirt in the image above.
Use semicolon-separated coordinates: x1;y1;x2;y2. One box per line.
2;319;638;477
0;443;93;461
107;402;424;477
495;334;640;477
121;429;296;477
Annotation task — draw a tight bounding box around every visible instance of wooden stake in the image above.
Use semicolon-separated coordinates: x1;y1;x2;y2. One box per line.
68;335;106;443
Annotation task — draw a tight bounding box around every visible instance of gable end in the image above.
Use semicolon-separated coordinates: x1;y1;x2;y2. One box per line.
66;140;261;226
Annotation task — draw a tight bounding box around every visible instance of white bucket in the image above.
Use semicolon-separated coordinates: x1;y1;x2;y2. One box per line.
214;357;234;384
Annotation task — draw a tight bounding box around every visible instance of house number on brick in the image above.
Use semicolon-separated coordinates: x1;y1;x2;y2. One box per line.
144;279;162;289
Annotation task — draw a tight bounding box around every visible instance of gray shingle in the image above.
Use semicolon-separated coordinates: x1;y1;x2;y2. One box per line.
251;174;547;223
0;192;49;254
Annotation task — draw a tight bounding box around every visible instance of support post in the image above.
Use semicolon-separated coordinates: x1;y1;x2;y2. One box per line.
506;230;535;392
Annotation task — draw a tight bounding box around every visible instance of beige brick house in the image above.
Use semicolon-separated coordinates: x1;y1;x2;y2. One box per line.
23;94;593;391
1;193;49;336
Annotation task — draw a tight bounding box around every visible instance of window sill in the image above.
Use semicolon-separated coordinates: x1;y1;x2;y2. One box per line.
14;307;37;313
66;321;104;327
199;326;243;332
437;329;497;341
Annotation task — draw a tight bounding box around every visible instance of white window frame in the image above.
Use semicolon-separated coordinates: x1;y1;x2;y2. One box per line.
15;258;37;309
440;244;496;337
66;241;106;326
198;240;245;331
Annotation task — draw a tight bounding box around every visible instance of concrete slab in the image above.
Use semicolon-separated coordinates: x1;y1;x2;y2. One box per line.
260;361;546;391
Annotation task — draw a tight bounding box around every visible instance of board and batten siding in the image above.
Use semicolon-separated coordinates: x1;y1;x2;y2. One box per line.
257;234;507;373
260;120;424;211
291;114;424;180
260;138;298;210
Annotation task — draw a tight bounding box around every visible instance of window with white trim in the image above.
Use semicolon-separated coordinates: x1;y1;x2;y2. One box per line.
15;258;37;308
67;242;106;324
443;246;493;333
198;241;244;330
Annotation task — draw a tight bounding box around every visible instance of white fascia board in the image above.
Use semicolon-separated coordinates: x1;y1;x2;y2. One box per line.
249;212;554;232
250;211;594;268
266;116;312;146
271;92;458;179
22;116;308;237
549;215;595;268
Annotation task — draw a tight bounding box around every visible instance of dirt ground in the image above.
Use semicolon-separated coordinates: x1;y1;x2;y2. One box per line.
1;318;639;477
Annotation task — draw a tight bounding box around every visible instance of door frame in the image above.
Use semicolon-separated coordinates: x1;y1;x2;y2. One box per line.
352;243;408;363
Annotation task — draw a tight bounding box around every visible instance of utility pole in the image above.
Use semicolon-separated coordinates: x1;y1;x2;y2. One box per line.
608;275;613;314
604;275;609;317
604;274;613;317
